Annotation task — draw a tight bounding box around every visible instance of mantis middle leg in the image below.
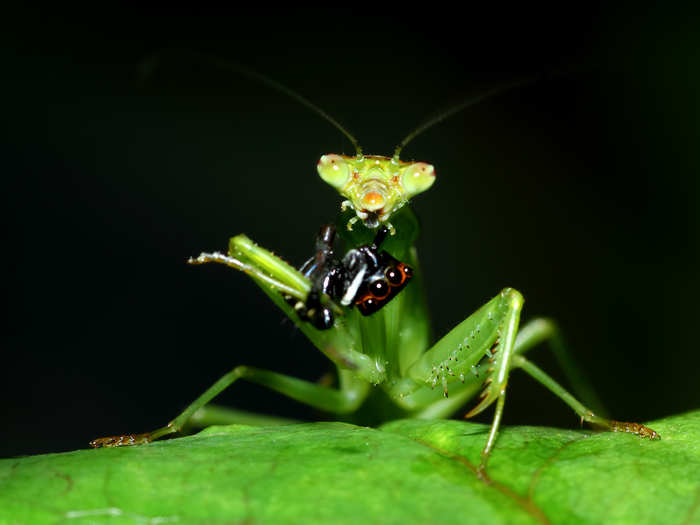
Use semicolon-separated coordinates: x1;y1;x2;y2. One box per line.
90;365;370;447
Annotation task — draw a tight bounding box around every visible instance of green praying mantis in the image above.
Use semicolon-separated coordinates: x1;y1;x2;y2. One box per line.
90;56;659;477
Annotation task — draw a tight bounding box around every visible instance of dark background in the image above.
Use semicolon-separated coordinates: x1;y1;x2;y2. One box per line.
4;8;699;457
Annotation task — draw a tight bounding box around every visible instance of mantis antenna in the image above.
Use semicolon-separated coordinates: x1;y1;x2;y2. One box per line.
138;49;363;157
393;76;538;161
140;53;586;231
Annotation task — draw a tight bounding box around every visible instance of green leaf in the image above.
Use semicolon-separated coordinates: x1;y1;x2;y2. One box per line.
1;411;698;524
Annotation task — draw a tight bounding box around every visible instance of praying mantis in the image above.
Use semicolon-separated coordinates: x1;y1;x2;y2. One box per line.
90;56;659;476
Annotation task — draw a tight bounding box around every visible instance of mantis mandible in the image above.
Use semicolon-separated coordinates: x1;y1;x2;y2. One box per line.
90;56;659;476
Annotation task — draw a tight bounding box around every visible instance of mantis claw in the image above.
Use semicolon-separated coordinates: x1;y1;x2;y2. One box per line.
89;432;153;448
610;420;660;440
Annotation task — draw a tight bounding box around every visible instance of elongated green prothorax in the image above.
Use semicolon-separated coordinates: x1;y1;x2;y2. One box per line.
317;154;435;234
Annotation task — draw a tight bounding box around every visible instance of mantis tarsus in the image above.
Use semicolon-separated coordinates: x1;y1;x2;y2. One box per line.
90;55;659;476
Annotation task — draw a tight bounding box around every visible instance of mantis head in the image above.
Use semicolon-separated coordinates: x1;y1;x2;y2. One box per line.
317;154;435;233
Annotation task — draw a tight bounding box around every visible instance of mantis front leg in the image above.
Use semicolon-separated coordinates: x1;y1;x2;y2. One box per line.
90;231;385;448
390;288;658;476
386;288;524;474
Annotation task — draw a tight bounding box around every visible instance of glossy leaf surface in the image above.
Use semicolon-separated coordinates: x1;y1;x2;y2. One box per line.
1;411;697;524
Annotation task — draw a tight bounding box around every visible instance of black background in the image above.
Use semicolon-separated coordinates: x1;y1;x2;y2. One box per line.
5;8;699;457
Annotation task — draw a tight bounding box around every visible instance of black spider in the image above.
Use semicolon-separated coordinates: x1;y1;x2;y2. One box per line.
286;225;413;330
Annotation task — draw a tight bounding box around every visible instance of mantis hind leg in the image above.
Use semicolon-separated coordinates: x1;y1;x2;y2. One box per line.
89;366;370;448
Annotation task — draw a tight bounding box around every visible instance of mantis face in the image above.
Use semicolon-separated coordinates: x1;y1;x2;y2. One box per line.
317;154;435;233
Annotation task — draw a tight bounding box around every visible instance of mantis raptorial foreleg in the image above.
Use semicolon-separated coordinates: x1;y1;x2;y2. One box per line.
188;251;307;300
380;288;523;473
91;232;388;448
89;365;370;448
193;233;389;385
188;233;312;301
386;289;658;474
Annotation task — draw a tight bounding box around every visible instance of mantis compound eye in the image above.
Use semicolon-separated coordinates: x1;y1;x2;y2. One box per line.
401;162;436;198
317;154;350;190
